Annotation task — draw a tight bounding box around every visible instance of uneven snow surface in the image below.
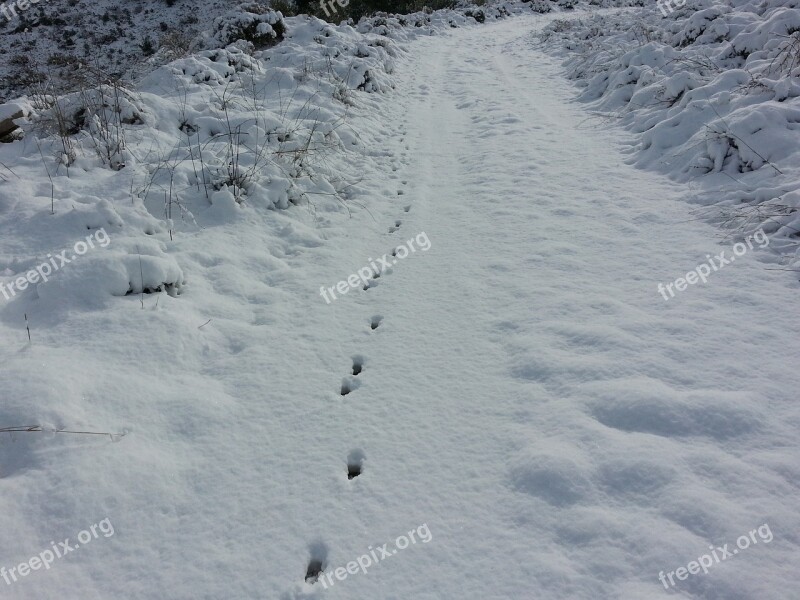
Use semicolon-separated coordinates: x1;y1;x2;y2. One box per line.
1;9;799;600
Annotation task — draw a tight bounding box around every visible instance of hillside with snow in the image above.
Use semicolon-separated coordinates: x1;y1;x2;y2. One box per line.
0;1;798;599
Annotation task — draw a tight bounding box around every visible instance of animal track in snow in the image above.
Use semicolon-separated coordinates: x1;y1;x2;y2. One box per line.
370;315;383;330
305;543;328;584
404;205;411;212
352;355;364;376
305;560;324;584
347;450;366;480
341;376;361;396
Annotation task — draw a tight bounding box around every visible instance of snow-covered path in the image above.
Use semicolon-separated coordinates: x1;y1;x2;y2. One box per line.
318;16;800;599
2;13;800;600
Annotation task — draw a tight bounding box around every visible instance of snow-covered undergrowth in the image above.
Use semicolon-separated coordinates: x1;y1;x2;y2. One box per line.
0;1;587;312
540;0;800;267
1;24;339;307
0;0;516;103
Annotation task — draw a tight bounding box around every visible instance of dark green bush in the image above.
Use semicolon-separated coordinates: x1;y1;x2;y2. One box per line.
213;5;286;49
293;0;320;15
271;0;296;15
140;35;156;55
298;0;457;21
464;8;485;22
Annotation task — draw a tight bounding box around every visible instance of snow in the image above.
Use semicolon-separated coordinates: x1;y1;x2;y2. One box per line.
0;100;29;123
539;0;800;267
0;3;799;600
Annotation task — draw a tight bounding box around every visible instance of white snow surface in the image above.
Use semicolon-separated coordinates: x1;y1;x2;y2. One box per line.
1;6;799;600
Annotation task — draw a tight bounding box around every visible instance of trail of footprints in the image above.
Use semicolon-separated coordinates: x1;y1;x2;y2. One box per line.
303;133;415;588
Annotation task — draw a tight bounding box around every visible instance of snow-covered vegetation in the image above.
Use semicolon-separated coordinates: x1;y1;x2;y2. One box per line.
540;0;800;266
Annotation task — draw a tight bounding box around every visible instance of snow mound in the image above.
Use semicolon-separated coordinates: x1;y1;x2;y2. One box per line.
35;239;184;311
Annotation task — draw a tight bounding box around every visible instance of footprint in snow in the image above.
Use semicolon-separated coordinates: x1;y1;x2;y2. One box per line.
305;560;324;584
305;543;328;584
352;355;364;376
370;315;383;330
341;376;361;396
347;449;366;480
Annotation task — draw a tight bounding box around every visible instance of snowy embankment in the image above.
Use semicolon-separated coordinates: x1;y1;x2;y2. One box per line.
540;0;800;267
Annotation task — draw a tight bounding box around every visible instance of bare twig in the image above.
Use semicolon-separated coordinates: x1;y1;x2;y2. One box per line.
0;426;125;442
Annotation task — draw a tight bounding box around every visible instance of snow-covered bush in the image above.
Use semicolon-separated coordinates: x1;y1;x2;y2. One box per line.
464;8;486;22
208;4;286;50
28;71;145;172
529;1;553;14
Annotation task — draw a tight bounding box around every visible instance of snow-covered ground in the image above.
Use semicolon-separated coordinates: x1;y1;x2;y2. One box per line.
1;4;799;600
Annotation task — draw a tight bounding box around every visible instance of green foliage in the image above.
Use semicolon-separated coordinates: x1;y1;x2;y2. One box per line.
139;35;156;56
296;0;458;21
464;7;485;21
214;5;286;49
293;0;319;15
271;0;296;15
